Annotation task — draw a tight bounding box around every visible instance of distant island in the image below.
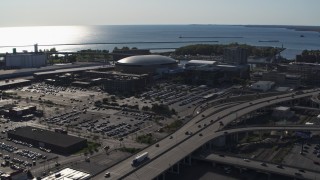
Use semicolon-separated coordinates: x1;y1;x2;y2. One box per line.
245;25;320;33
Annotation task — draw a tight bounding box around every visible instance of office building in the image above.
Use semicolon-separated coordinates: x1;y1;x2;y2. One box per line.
223;47;248;65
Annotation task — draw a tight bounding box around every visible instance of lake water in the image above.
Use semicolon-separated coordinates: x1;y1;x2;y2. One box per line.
0;25;319;59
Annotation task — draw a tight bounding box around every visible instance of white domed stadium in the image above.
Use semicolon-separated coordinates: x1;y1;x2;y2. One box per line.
115;55;178;74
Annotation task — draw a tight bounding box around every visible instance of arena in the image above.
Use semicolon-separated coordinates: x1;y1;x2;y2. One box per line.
115;55;178;74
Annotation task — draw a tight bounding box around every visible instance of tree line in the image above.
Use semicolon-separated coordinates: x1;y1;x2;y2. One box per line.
174;43;281;57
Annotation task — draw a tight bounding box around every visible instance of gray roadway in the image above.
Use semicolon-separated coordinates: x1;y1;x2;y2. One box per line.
92;102;242;180
202;154;319;180
94;89;320;180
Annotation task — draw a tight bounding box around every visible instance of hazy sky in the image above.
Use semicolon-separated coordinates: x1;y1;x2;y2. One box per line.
1;0;319;27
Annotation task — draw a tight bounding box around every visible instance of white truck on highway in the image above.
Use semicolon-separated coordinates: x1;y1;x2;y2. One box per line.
132;152;149;166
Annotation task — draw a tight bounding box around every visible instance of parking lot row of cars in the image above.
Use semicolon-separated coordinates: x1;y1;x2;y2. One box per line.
24;83;89;96
44;110;82;126
141;83;217;107
120;111;152;119
1;141;46;161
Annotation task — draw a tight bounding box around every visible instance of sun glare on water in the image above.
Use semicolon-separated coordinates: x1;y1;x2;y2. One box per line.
0;26;87;52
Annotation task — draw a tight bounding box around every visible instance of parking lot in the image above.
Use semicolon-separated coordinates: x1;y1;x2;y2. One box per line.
0;80;227;177
141;83;217;109
9;82;220;143
283;140;320;172
2;81;225;141
0;135;58;173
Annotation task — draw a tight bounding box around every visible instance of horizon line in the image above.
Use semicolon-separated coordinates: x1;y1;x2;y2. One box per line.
1;23;320;28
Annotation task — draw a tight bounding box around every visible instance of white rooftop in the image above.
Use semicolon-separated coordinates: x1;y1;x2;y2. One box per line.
253;81;275;85
41;168;91;180
187;60;217;65
274;106;290;111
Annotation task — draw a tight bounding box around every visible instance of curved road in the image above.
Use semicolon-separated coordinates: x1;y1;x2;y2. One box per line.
94;89;320;180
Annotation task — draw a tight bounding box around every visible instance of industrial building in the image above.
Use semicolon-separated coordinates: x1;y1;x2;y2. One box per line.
184;62;250;86
115;55;178;74
7;126;87;154
277;62;320;86
5;53;47;68
251;71;301;87
86;71;149;93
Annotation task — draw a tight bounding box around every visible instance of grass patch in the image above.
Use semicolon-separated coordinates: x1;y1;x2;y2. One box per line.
118;147;141;154
271;144;294;164
74;141;101;155
239;134;261;144
136;134;156;144
163;120;183;132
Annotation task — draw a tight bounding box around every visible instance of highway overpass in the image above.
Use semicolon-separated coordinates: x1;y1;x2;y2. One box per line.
93;89;320;180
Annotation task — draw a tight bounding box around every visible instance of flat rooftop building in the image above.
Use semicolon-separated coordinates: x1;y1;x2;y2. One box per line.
0;79;31;90
7;126;87;154
42;168;91;180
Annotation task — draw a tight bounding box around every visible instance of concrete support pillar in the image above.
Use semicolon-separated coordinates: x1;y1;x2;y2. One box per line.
169;163;180;174
212;162;216;167
186;155;192;166
181;156;192;166
259;131;262;141
156;173;166;180
236;133;239;142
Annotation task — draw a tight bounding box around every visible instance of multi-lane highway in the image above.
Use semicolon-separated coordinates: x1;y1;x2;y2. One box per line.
93;89;320;180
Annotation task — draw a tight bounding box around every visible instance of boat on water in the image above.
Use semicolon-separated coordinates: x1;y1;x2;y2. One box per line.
258;40;280;42
300;35;305;37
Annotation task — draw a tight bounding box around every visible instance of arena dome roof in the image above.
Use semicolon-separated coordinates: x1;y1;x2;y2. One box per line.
116;55;176;66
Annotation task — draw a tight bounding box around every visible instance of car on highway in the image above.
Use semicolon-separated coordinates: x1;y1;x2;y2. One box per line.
105;172;111;178
276;165;283;169
243;159;250;162
260;163;267;166
294;172;302;176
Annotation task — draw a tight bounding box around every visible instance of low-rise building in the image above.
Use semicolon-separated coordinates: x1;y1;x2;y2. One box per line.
7;126;87;154
5;53;47;68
